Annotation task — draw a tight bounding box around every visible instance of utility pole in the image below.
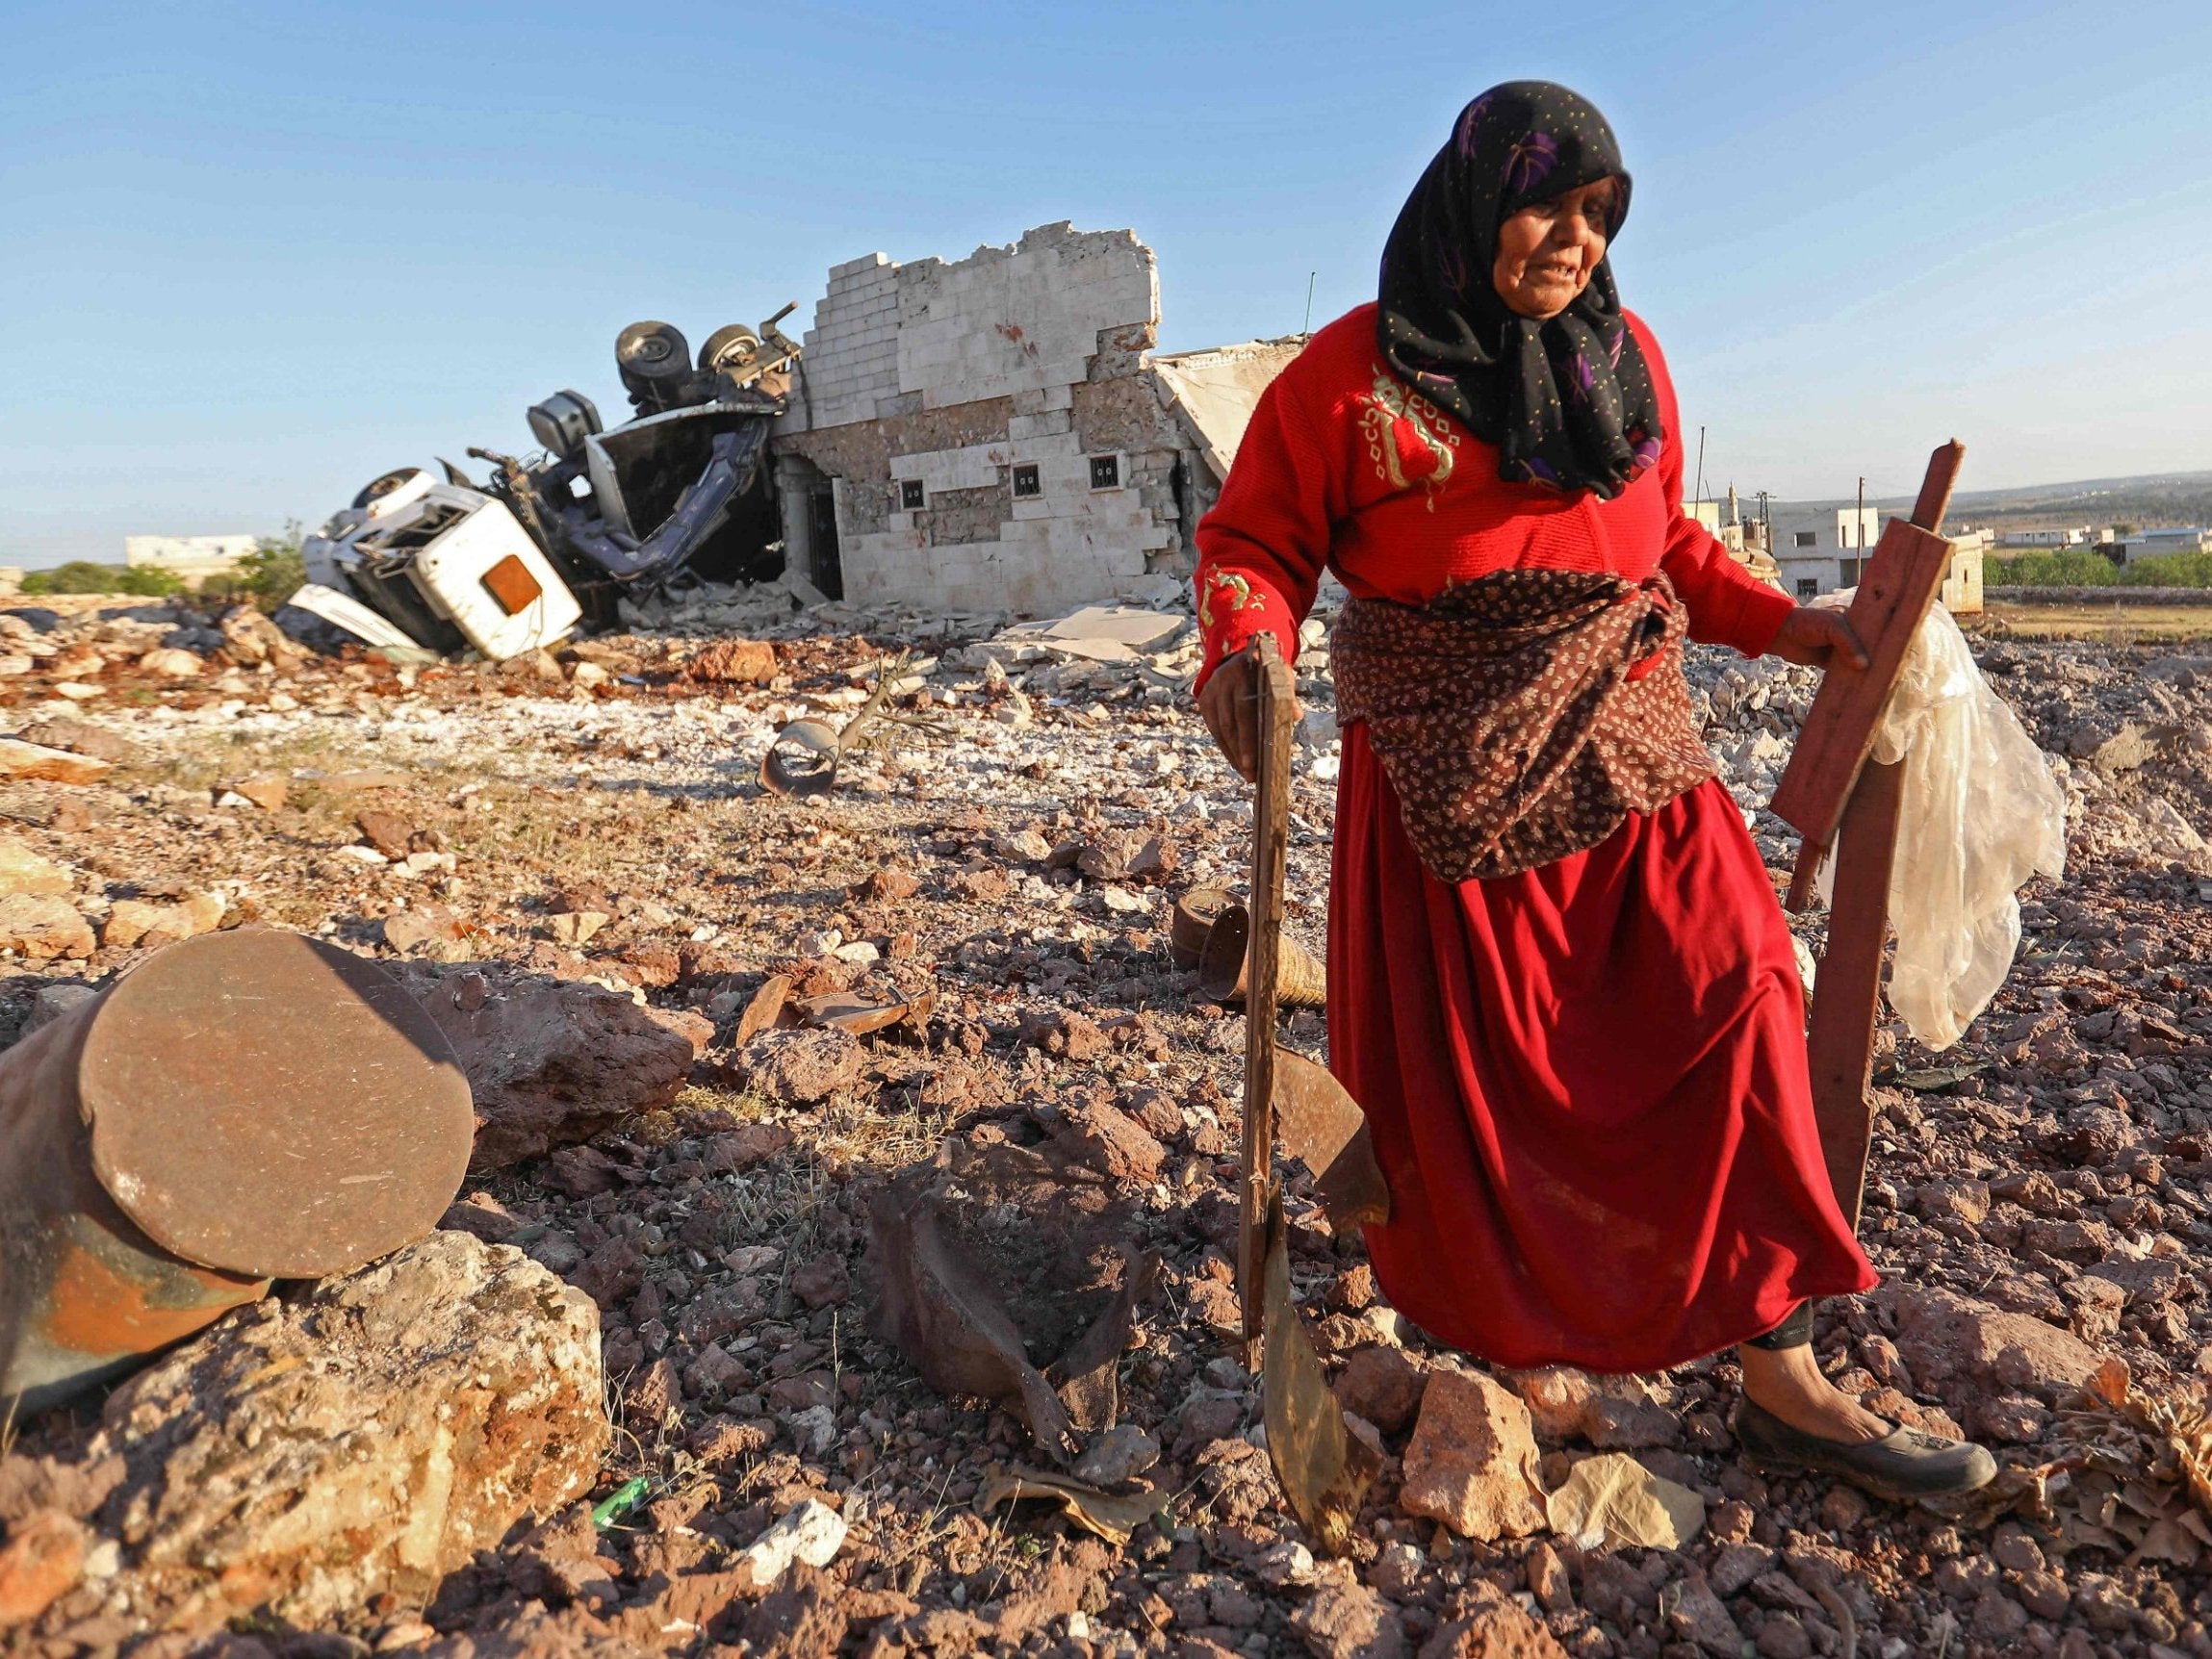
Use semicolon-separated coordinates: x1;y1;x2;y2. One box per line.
1302;271;1317;336
1694;425;1708;517
1856;475;1866;555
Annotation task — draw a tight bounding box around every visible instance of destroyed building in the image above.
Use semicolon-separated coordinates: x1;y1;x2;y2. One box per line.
770;222;1301;615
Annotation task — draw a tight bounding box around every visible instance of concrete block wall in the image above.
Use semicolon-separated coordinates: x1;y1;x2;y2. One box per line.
793;254;901;430
774;224;1195;615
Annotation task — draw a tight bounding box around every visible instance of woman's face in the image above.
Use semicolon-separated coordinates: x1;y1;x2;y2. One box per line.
1491;177;1619;319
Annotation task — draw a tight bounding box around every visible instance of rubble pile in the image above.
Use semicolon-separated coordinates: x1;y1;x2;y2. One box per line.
1;587;2211;1659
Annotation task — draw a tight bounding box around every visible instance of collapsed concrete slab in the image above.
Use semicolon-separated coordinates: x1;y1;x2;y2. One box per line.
771;222;1302;617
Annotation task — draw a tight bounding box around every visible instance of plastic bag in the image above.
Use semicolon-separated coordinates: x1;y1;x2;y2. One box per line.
1816;601;2067;1050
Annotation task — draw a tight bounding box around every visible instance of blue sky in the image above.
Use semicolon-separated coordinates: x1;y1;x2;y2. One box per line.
4;0;2208;565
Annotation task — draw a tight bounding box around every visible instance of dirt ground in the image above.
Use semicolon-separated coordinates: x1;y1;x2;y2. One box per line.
5;590;2212;1659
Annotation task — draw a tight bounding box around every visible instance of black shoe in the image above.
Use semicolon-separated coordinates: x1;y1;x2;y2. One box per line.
1734;1398;1997;1502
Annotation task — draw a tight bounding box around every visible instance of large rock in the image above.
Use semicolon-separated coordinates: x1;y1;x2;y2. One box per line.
217;603;303;669
1880;1285;2104;1409
0;897;94;962
87;1232;605;1632
399;962;696;1171
1398;1369;1547;1541
100;892;223;951
744;1028;864;1105
0;740;111;785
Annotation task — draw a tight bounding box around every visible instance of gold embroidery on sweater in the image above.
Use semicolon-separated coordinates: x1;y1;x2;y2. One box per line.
1356;365;1461;510
1198;569;1257;632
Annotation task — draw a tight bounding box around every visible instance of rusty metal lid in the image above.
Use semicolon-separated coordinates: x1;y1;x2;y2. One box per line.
77;931;475;1277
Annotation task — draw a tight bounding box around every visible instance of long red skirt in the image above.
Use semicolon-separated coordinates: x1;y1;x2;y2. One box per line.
1329;722;1876;1373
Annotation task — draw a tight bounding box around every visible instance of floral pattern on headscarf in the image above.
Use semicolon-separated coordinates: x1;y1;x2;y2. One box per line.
1377;81;1665;501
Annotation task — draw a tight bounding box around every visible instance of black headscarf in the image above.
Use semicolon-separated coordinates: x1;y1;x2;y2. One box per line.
1376;81;1663;499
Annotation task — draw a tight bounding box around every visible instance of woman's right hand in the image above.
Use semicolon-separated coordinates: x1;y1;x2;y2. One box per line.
1198;643;1304;783
1197;645;1260;781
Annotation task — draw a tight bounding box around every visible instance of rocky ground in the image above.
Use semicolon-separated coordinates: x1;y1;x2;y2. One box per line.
1;587;2211;1659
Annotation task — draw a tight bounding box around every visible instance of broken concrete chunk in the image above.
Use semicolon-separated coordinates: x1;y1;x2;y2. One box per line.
1071;1423;1160;1489
738;1497;847;1587
1398;1369;1547;1541
228;773;289;811
1289;1577;1408;1659
1055;1097;1167;1185
1333;1344;1428;1438
547;909;610;948
135;648;203;678
1022;1008;1109;1060
84;1232;606;1633
381;902;462;955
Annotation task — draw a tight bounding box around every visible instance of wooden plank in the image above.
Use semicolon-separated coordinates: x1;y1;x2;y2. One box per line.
1769;521;1951;845
1804;757;1905;1227
1238;634;1299;1347
1769;442;1964;886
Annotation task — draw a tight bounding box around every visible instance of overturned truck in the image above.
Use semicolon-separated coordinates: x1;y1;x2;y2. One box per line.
295;308;801;659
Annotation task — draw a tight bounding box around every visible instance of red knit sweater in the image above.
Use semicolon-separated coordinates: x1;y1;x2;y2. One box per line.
1193;303;1794;689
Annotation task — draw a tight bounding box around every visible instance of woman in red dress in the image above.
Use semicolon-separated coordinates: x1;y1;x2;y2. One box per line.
1196;81;1992;1498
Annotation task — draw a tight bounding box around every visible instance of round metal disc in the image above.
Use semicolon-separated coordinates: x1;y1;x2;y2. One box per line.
78;932;475;1277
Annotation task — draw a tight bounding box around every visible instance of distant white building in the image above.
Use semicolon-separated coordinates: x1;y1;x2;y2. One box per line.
124;534;255;584
1770;506;1882;601
1768;504;1983;614
1994;526;2091;549
2123;526;2211;561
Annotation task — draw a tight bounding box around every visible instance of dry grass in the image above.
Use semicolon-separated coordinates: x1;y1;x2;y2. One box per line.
1977;600;2212;643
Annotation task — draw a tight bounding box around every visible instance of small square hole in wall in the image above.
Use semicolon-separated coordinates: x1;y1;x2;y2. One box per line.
1089;454;1120;490
899;479;925;511
1012;463;1041;499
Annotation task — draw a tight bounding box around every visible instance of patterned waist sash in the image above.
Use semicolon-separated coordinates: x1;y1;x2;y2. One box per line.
1331;569;1718;882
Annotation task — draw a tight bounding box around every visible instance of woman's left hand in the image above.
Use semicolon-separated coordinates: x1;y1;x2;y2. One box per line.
1768;606;1870;672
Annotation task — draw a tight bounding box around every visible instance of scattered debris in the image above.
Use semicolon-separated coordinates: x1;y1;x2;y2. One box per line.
1197;898;1327;1006
864;1139;1156;1464
759;651;945;796
295;305;803;660
976;1464;1165;1545
736;1496;847;1588
0;575;2201;1655
1546;1450;1708;1550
